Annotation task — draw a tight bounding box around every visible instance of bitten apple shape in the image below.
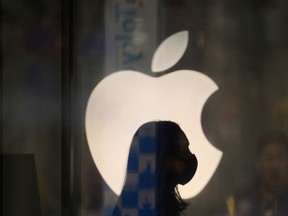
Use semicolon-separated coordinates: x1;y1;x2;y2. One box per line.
85;31;223;199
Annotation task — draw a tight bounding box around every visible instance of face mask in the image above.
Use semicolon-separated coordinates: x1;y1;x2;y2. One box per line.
178;153;198;185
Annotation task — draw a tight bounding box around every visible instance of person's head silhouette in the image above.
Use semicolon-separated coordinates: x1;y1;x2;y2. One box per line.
256;131;288;198
112;121;197;216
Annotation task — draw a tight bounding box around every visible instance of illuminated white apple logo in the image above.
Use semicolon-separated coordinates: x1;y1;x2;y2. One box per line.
85;31;222;199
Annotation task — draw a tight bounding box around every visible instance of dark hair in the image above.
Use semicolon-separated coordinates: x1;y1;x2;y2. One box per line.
165;186;188;216
155;121;190;216
256;131;288;156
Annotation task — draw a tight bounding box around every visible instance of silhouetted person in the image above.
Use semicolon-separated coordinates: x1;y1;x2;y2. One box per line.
112;121;197;216
222;131;288;216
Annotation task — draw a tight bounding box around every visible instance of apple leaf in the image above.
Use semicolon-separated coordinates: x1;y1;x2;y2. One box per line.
151;31;189;73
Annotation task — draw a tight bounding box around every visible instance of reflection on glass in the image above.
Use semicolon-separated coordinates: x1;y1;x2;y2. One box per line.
222;131;288;216
77;1;288;215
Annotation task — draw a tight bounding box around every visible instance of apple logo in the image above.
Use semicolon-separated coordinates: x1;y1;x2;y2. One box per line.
85;31;223;199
